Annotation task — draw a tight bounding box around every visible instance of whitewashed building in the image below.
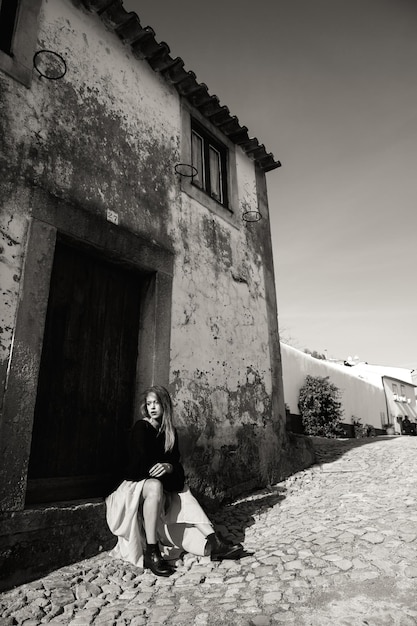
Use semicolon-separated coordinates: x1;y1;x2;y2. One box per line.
281;343;417;434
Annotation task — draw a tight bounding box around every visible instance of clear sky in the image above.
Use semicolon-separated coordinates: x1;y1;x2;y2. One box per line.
124;0;417;373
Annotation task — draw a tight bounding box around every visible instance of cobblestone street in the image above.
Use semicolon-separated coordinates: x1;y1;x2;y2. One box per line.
1;435;417;625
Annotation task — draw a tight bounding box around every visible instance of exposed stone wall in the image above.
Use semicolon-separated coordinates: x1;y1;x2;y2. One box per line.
0;501;113;591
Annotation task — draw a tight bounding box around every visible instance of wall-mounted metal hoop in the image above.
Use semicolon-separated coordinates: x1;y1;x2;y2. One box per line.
174;163;198;178
242;210;262;223
33;50;67;80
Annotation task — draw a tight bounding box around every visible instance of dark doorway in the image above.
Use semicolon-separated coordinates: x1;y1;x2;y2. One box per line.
26;238;144;504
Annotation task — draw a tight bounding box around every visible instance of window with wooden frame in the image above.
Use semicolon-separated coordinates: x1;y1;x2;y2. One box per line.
180;104;238;226
0;0;43;87
191;120;228;208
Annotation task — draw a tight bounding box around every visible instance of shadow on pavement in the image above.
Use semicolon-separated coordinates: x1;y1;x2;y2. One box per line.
310;434;400;466
212;486;287;546
208;437;402;550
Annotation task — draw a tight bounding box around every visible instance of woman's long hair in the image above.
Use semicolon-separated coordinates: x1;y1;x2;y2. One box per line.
139;385;175;452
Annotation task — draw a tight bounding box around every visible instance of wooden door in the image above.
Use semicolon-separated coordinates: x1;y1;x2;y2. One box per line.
26;239;143;503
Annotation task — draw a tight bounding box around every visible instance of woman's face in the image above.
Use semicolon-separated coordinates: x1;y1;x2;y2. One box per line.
146;392;163;420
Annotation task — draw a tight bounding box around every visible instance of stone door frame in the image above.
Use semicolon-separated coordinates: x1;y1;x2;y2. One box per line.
0;196;174;511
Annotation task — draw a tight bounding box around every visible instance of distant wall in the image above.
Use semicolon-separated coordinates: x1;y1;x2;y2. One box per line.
281;344;388;431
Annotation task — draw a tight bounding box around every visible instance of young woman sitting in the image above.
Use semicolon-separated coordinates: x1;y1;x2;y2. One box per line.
106;385;243;576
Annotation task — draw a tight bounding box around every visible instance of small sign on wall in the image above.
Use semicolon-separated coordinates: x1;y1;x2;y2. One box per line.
106;209;119;225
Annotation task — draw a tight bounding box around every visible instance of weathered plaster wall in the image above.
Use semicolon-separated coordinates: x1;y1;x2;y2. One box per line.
168;122;289;500
0;0;180;409
170;192;280;498
1;0;181;230
0;0;293;506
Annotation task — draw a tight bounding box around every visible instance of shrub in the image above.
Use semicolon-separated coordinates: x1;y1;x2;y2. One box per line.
352;416;377;438
298;375;343;437
352;416;367;438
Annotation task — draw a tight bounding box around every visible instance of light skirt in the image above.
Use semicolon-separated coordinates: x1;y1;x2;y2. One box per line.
105;480;212;567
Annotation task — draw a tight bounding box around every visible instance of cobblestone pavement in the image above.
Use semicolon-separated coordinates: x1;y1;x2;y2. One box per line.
2;435;417;625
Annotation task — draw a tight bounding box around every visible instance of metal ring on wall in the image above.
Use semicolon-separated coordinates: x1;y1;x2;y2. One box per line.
242;210;262;222
174;163;198;179
33;50;67;80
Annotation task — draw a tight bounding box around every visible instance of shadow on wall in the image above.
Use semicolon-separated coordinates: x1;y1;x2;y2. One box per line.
310;435;399;466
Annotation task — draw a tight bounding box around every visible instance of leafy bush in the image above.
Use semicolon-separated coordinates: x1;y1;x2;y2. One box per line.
298;375;343;437
352;417;366;438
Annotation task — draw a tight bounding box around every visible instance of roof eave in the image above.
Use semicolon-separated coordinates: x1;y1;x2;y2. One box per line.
82;0;281;173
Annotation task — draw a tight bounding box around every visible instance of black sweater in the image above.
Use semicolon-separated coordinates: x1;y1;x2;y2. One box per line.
124;419;185;492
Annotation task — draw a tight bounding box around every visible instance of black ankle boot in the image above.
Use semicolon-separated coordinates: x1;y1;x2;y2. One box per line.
206;533;243;561
144;543;174;576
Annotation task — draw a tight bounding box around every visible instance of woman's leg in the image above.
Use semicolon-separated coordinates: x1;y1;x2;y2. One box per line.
141;479;173;576
141;478;164;544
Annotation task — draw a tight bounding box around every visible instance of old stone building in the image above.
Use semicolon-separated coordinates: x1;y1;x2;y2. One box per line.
0;0;313;587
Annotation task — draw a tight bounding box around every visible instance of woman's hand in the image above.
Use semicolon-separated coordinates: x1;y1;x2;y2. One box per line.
149;462;173;478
